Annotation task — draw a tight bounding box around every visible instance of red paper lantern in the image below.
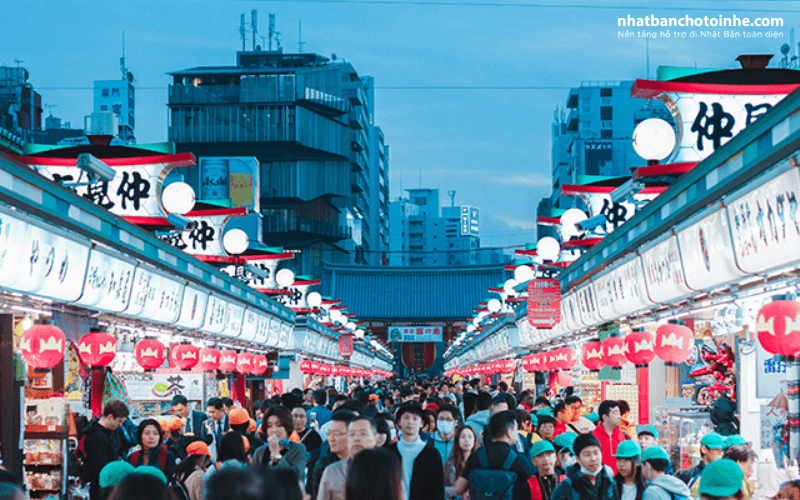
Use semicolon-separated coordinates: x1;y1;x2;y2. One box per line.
582;341;604;371
236;353;255;374
756;300;800;357
135;339;166;370
199;348;221;371
218;350;238;372
171;344;200;370
318;364;332;377
560;347;577;370
601;336;627;369
625;330;656;367
252;355;268;375
299;360;312;373
331;365;341;377
77;330;117;367
655;323;694;365
20;323;66;370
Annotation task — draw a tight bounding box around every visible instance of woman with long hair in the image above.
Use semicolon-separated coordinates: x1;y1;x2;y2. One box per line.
252;405;307;483
444;426;478;499
614;441;646;500
205;432;249;480
129;419;176;483
345;447;403;500
173;441;212;500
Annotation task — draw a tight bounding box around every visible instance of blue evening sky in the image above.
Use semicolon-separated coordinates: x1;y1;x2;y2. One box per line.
2;1;798;249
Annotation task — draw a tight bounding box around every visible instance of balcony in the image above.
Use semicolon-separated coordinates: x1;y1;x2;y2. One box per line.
261;211;350;244
169;84;240;105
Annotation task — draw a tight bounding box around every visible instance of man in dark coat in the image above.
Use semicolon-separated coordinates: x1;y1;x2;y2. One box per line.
82;400;129;500
387;402;445;500
171;395;207;439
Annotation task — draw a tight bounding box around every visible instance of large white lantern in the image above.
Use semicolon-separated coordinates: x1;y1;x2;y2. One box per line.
306;292;323;308
537;237;561;262
514;265;535;283
222;229;249;255
275;269;295;288
632;118;676;162
503;279;519;297
162;182;196;215
487;299;502;313
560;209;588;237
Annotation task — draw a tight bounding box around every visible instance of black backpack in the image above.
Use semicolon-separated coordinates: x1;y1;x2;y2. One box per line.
468;447;518;500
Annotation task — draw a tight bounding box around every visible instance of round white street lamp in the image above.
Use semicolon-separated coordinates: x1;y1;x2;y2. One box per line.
503;279;519;297
560;208;588;237
306;292;323;308
222;229;249;255
162;182;196;215
275;269;295;288
514;265;535;283
633;118;676;162
537;237;561;262
487;298;502;313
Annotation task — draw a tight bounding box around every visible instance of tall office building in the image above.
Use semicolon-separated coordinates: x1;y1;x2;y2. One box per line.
93;78;135;144
537;81;672;238
166;49;389;278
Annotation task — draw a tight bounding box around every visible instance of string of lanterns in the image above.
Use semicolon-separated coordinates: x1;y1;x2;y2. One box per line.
298;360;392;378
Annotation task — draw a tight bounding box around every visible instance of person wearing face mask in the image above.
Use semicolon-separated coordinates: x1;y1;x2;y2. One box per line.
433;405;462;464
613;441;646;500
641;446;692;500
554;433;577;475
529;440;565;500
252;405;307;482
551;433;617;500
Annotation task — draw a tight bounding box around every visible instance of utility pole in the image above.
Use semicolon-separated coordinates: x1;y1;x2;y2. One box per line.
298;20;306;53
269;13;276;50
240;13;246;51
251;10;258;51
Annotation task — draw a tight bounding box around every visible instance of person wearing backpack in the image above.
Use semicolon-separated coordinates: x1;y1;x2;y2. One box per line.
453;410;534;500
82;400;130;500
173;441;212;500
550;433;616;500
641;446;692;500
128;419;177;483
528;440;565;500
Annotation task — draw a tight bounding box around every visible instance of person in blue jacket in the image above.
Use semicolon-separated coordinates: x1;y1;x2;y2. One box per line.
551;433;616;500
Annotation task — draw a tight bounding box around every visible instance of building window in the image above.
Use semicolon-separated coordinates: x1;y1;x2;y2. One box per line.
600;129;613;139
600;88;612;97
111;88;120;97
101;88;109;97
100;105;108;111
600;106;612;120
112;103;122;114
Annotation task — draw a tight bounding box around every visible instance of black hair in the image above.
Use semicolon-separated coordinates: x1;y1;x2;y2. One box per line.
273;469;303;500
175;454;210;483
517;390;533;406
645;458;670;472
107;473;176;500
617;400;630;415
204;465;282;500
488;410;517;439
598;400;620;422
469;379;480;388
565;395;582;406
206;398;223;410
374;415;392;445
537;415;555;427
723;444;758;464
171;395;188;406
614;459;646;500
349;416;378;434
218;431;248;464
498;381;508;392
331;410;356;425
436;404;461;422
475;392;493;412
399;389;413;399
221;398;234;407
534;396;551;408
573;433;602;456
102;399;130;419
290;388;303;400
515;409;532;427
313;389;327;406
554;402;568;417
280;393;297;409
345;448;403;500
136;419;164;449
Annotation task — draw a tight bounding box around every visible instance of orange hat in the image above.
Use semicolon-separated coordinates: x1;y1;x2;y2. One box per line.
229;408;250;426
159;420;170;432
168;417;183;432
242;435;250;453
248;419;257;433
369;394;379;401
186;441;211;456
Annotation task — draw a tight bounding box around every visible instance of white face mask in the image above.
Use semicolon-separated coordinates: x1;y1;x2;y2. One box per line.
437;420;455;435
562;456;576;468
389;429;397;441
580;465;601;477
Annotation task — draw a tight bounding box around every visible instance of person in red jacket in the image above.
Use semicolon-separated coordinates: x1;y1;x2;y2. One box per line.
591;400;629;475
528;440;565;500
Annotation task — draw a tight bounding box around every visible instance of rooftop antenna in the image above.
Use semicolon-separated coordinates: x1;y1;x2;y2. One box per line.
13;59;23;68
45;104;57;117
251;10;258;51
240;13;246;51
269;13;276;50
447;190;456;206
120;32;126;80
298;20;306;53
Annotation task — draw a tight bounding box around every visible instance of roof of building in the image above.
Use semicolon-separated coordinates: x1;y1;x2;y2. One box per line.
321;263;508;320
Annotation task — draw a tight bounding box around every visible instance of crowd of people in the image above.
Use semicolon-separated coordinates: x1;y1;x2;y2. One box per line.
0;377;796;500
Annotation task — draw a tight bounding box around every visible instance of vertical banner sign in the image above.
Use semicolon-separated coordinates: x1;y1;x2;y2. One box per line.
339;334;353;358
527;279;561;328
460;206;470;236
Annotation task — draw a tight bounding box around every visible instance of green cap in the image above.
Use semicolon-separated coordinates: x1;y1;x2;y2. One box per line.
133;465;168;484
99;461;136;488
700;433;725;450
698;459;744;497
723;435;747;450
531;440;556;458
614;440;642;458
536;408;552;417
641;446;669;462
586;412;599;424
636;424;659;440
554;433;577;454
530;414;539;426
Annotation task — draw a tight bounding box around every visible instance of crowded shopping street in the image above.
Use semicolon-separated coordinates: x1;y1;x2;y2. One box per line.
3;2;800;500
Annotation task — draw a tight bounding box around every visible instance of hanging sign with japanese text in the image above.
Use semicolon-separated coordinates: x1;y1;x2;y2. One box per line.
526;279;561;328
677;207;744;291
240;309;259;343
10;219;91;302
158;212;245;257
268;318;281;347
388;326;443;343
641;235;692;303
175;286;209;330
118;371;204;402
77;247;136;313
756;341;788;399
223;302;245;338
0;208;30;288
575;283;602;327
201;296;228;335
123;266;184;324
278;322;292;349
657;92;787;164
725;165;800;275
339;333;354;357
